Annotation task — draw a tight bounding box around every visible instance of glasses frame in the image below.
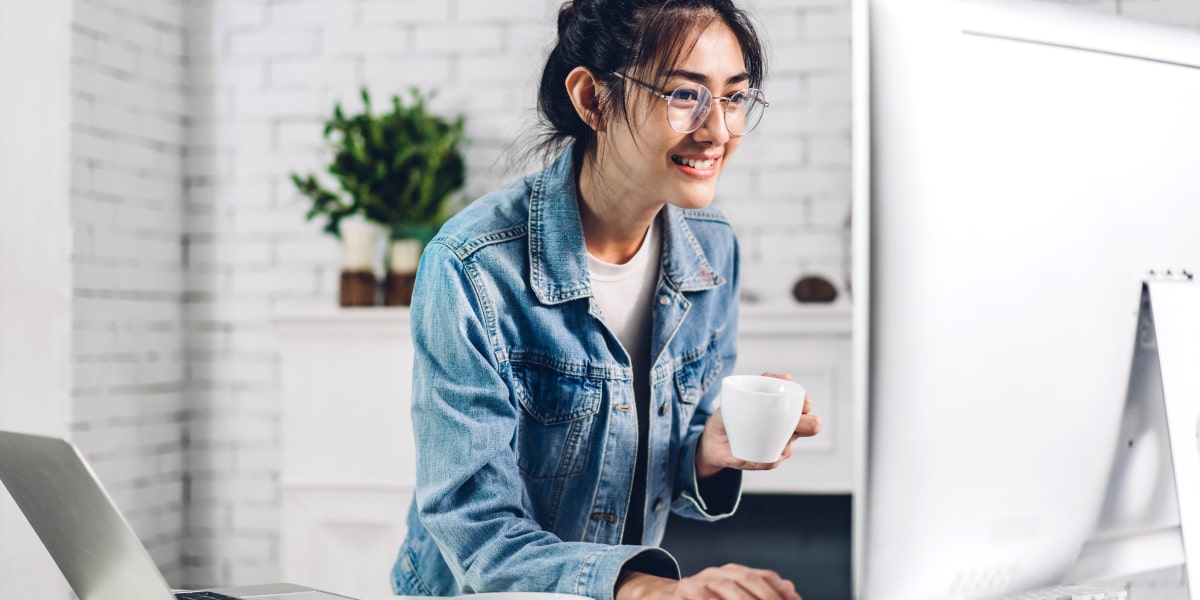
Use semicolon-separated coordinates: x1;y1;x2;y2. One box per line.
612;72;769;137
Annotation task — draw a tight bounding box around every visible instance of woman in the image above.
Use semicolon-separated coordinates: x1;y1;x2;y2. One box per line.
391;1;822;599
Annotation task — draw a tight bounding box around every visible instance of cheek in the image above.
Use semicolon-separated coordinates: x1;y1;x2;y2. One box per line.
723;138;743;164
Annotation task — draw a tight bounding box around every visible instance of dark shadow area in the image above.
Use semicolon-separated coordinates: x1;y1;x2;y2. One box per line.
660;494;852;600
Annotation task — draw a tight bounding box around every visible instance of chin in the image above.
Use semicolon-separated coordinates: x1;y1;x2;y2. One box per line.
669;183;719;210
670;194;717;211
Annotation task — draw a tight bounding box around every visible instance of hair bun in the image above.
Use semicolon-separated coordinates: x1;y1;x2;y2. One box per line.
557;2;577;34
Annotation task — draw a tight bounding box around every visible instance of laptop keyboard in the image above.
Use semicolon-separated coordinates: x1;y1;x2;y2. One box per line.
174;592;240;600
1001;585;1128;599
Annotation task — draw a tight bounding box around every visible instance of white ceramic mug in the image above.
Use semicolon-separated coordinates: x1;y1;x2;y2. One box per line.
720;374;807;463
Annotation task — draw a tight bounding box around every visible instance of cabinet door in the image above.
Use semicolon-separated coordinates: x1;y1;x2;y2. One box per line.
281;486;413;599
279;314;417;486
278;312;417;597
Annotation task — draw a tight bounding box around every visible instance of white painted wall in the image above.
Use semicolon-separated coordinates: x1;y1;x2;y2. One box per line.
0;0;74;597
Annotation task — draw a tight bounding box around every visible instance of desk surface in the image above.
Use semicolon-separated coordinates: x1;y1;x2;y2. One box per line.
361;580;1190;600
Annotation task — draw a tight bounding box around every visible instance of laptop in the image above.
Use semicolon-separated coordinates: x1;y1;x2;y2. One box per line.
0;429;358;600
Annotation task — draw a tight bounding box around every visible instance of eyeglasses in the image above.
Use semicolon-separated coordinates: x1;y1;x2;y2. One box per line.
613;72;769;136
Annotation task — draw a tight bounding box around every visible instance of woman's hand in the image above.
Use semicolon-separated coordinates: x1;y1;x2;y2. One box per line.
695;372;822;480
616;565;801;600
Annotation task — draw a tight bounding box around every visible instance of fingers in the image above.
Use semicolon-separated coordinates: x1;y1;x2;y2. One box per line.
678;565;801;600
794;414;822;437
802;394;812;414
743;567;799;600
760;371;793;381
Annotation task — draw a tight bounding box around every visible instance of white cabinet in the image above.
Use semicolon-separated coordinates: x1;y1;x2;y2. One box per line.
278;310;416;599
276;304;852;596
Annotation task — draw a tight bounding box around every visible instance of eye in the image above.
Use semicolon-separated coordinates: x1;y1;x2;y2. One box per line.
727;90;752;107
672;88;702;103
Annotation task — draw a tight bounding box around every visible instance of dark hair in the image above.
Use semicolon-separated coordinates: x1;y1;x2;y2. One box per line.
533;0;767;166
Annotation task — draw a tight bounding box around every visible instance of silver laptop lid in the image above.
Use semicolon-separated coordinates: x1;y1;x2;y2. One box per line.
0;430;174;600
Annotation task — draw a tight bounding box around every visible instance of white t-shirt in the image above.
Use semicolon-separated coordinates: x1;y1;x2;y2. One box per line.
586;218;662;370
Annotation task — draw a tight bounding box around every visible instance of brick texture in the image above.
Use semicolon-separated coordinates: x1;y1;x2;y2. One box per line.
70;0;188;587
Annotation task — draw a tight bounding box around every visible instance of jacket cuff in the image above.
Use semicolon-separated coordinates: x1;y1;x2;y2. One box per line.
677;433;742;518
576;545;679;600
694;466;741;516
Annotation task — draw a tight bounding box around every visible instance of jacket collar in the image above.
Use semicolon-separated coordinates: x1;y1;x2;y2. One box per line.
528;144;726;306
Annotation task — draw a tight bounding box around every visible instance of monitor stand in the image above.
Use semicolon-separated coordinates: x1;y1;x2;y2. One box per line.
1143;277;1200;598
1064;276;1198;596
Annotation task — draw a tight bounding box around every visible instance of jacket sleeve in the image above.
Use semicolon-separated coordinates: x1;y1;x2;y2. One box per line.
670;235;743;521
410;241;679;600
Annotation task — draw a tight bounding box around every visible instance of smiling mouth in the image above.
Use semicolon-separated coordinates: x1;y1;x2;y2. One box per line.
671;155;717;169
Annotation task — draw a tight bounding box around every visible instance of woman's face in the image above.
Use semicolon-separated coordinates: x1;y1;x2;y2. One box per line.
598;21;749;211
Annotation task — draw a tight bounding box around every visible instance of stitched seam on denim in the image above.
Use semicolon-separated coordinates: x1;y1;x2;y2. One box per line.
660;207;731;292
528;167;546;295
544;417;584;522
515;412;592;479
559;417;588;477
403;544;434;596
680;208;733;224
648;291;693;383
576;548;605;597
663;330;724;408
511;366;601;425
675;212;725;290
455;225;528;259
507;350;632;381
655;325;724;379
544;462;565;529
527;169;591;303
450;250;508;382
581;407;613;544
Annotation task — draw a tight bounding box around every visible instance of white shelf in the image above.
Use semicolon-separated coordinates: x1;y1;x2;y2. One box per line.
740;301;853;336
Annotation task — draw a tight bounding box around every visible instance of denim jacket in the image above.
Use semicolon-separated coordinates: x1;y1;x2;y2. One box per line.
390;145;743;600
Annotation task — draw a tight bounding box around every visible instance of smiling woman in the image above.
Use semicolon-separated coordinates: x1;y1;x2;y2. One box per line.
390;2;821;600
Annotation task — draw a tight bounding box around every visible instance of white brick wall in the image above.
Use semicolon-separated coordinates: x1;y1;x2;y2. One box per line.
70;0;188;587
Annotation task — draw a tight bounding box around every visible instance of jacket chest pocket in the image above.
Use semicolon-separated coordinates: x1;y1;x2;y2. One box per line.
673;342;724;426
510;359;602;479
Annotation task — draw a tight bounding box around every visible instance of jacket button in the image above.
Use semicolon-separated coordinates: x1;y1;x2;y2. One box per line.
653;498;664;512
658;402;668;416
659;296;670;305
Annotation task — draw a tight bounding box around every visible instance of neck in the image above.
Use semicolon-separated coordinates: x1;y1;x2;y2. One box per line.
576;153;663;264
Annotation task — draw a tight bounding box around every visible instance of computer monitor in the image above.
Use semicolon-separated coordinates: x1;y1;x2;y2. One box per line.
850;0;1200;597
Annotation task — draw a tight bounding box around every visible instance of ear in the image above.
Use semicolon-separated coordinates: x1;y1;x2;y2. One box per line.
565;66;603;132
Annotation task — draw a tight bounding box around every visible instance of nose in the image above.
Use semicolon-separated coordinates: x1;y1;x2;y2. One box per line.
692;99;731;145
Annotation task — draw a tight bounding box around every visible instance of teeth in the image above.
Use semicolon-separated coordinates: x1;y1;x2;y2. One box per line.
675;156;716;169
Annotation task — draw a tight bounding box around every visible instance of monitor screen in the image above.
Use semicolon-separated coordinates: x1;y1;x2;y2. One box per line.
851;0;1200;597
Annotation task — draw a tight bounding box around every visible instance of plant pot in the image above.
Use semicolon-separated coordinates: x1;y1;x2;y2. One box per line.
339;220;380;307
384;238;422;306
340;271;378;306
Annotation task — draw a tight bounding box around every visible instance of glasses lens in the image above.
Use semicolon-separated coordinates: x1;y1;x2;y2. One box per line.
725;89;766;135
666;83;712;134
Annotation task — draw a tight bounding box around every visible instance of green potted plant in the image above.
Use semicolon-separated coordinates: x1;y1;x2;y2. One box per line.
292;87;467;306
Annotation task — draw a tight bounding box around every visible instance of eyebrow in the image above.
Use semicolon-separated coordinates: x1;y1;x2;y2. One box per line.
666;69;751;87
